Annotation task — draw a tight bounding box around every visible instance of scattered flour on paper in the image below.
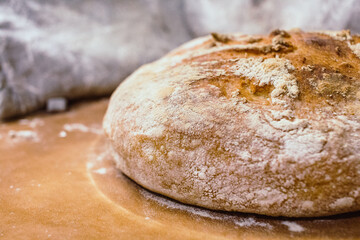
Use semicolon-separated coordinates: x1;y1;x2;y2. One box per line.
8;130;39;142
93;168;107;175
18;118;44;128
139;188;273;230
281;221;305;232
63;123;102;134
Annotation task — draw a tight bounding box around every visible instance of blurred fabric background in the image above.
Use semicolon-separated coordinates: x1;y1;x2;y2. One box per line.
1;0;359;119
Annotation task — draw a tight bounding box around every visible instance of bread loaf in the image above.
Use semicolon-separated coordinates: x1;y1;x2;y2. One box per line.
103;29;360;217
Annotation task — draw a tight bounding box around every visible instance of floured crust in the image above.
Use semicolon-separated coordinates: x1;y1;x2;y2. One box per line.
103;29;360;217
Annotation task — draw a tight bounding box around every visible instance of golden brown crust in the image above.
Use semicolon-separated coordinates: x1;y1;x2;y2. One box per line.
103;29;360;217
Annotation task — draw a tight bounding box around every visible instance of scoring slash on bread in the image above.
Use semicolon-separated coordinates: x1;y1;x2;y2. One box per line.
103;29;360;217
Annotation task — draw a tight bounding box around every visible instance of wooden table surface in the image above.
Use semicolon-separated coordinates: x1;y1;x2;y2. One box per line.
0;99;359;240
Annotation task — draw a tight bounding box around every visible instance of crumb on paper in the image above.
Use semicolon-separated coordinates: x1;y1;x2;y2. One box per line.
58;131;67;138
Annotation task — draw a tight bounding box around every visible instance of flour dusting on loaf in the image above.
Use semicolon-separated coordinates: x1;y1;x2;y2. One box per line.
230;58;298;104
104;29;360;217
350;44;360;58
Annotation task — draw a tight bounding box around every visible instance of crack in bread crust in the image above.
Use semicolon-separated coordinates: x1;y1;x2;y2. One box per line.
104;29;360;217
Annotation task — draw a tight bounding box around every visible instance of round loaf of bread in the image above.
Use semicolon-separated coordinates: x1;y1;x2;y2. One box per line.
103;29;360;217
